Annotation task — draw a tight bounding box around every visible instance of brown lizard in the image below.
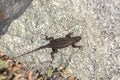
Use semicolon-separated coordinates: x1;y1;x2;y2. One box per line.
13;33;82;60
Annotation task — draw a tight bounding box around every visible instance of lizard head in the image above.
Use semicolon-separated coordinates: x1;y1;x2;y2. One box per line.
74;36;82;42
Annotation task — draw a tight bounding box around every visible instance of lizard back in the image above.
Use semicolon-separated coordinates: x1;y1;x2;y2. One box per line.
49;37;74;49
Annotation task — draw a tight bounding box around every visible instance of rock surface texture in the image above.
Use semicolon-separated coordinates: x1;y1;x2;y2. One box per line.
0;0;33;36
0;0;120;79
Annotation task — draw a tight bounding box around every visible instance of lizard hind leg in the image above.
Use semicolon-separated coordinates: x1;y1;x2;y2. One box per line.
51;48;58;62
45;35;54;41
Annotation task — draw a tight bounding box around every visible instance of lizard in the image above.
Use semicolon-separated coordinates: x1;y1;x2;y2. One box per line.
13;33;82;61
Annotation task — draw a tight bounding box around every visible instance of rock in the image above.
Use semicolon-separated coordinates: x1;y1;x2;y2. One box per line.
0;0;33;36
0;0;120;79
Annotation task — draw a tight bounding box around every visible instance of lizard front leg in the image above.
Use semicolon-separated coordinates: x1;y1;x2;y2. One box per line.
72;44;82;49
65;32;73;38
51;48;58;62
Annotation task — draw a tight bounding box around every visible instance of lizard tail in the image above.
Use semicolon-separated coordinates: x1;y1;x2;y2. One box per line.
13;45;48;59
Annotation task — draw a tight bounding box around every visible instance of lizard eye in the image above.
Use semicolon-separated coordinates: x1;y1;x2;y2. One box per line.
77;36;81;40
78;37;81;39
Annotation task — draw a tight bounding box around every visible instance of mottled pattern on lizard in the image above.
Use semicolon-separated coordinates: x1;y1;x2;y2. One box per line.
14;33;82;61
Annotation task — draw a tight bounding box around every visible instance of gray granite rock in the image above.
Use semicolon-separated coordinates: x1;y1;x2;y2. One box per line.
0;0;33;36
0;0;120;79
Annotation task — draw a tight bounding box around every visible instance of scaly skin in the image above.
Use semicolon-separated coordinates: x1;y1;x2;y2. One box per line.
13;33;82;61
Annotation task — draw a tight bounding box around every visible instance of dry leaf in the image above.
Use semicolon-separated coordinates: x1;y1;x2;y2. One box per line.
28;71;33;80
68;75;76;80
